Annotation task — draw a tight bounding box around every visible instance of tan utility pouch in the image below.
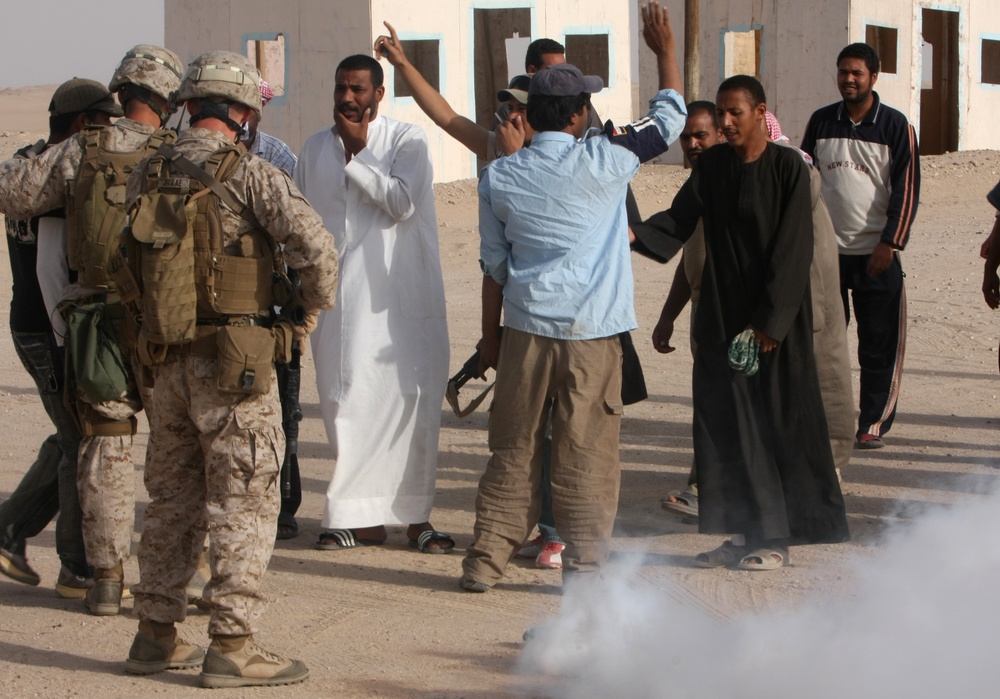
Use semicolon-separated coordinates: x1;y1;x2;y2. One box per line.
216;325;274;395
132;191;198;345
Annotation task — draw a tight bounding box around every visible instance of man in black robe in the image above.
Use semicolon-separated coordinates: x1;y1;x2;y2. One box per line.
631;75;849;569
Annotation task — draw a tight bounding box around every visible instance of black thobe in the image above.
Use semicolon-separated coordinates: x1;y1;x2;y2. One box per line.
633;143;849;545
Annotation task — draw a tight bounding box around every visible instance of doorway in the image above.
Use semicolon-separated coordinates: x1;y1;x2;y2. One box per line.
473;7;532;167
919;9;959;155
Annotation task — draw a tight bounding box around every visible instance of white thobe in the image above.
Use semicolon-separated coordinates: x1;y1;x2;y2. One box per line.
295;115;449;529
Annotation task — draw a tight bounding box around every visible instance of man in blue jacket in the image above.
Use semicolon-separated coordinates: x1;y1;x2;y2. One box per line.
801;42;920;450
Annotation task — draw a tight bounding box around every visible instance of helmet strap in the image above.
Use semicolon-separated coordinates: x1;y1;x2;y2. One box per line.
121;85;172;127
189;99;245;139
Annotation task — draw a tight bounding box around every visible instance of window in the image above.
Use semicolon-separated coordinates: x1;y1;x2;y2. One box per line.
395;39;440;97
565;34;610;85
984;39;1000;85
246;34;286;97
723;29;761;78
865;25;898;74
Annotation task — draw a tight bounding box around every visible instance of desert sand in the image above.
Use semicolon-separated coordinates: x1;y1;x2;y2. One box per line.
0;84;998;697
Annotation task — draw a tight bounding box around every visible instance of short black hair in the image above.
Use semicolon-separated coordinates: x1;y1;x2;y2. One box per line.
686;100;719;129
717;75;766;108
336;54;384;88
837;42;880;75
527;92;589;133
525;38;566;72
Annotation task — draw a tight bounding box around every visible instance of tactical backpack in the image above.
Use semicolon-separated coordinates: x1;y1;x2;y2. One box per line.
116;142;293;391
66;126;174;290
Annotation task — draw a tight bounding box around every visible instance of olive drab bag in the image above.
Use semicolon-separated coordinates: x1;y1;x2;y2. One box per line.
66;126;175;290
65;301;129;403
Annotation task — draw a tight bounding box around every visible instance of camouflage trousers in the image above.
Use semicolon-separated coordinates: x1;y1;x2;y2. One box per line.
75;361;143;572
77;435;135;570
133;355;283;636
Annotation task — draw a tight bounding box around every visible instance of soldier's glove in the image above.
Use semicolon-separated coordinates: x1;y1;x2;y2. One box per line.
292;310;319;341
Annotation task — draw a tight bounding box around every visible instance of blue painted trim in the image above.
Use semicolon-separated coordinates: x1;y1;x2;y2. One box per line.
388;32;447;104
979;33;1000;88
241;31;289;107
718;24;765;84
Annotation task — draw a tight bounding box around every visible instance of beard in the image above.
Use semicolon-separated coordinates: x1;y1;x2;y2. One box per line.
841;84;873;105
337;99;377;123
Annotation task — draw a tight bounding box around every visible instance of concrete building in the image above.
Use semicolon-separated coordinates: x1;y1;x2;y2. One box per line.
639;0;1000;162
165;1;998;177
166;0;641;182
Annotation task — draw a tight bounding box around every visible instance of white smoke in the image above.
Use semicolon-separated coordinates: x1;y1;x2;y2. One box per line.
519;491;1000;698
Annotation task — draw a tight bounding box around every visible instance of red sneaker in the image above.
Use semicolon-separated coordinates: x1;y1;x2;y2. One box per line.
535;541;565;569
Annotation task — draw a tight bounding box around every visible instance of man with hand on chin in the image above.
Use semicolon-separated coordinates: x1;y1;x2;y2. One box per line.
295;54;453;555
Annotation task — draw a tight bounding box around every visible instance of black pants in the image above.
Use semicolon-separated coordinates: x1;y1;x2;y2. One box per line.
840;253;906;438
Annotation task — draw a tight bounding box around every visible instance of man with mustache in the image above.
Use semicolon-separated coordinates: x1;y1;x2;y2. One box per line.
295;54;453;554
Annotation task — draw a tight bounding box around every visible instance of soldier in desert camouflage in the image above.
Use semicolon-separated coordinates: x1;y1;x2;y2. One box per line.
121;50;338;688
0;45;185;617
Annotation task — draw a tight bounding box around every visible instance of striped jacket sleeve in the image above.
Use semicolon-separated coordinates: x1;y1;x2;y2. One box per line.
883;120;920;250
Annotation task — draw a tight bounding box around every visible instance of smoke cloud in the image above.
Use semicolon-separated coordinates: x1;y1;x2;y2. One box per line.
520;491;1000;698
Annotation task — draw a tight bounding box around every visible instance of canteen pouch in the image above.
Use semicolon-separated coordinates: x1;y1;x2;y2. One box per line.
215;324;274;395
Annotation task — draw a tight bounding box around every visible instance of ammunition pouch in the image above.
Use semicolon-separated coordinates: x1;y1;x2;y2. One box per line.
215;324;275;395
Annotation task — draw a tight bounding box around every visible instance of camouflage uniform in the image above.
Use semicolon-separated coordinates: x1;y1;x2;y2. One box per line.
0;118;156;571
126;127;338;636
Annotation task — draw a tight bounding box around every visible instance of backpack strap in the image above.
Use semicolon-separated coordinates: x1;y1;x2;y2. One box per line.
154;142;253;223
154;142;294;305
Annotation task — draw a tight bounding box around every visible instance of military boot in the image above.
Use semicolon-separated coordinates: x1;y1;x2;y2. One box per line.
124;620;205;675
200;635;309;688
84;563;124;616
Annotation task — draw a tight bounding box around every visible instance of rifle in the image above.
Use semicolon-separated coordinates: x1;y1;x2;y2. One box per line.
445;348;495;418
278;340;303;500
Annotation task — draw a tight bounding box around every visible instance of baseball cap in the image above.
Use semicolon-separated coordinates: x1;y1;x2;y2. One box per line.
528;63;603;98
497;75;530;105
48;78;124;117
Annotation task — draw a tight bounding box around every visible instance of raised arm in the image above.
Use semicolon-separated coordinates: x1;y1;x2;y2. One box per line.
642;0;683;93
374;21;491;160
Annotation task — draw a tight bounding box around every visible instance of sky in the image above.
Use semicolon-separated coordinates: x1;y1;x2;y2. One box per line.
0;0;164;88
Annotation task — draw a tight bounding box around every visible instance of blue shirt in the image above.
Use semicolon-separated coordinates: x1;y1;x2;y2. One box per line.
478;89;686;340
248;131;297;176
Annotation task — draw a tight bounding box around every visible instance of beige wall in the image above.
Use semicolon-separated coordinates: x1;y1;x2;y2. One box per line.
166;0;373;157
636;0;999;162
168;0;637;183
636;0;851;163
371;0;638;181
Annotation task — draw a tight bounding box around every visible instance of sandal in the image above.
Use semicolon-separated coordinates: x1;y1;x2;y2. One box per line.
694;540;746;568
408;529;456;554
315;529;384;551
737;547;788;571
660;488;699;518
276;514;298;541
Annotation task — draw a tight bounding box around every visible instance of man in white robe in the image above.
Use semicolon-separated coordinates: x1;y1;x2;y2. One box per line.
295;54;452;553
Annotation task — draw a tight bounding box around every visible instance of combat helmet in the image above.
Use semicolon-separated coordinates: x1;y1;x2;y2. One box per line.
109;45;184;103
177;51;262;115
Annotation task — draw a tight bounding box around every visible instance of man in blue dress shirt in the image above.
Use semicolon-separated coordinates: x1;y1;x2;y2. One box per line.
460;59;686;592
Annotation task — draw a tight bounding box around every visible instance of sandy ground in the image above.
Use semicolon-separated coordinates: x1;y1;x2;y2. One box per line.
0;84;998;697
